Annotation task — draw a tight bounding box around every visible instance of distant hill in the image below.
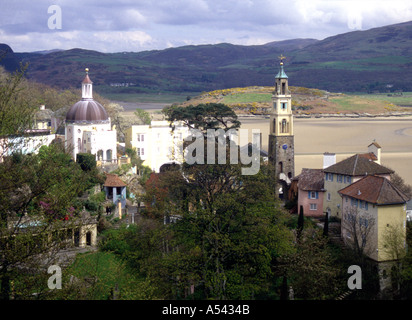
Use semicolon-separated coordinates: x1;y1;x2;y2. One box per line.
0;44;20;73
8;20;412;95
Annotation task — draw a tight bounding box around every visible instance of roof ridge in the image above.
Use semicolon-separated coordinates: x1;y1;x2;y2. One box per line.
352;154;358;176
376;175;385;204
384;176;410;202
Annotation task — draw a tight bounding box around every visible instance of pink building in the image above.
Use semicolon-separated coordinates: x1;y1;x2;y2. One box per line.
295;168;325;217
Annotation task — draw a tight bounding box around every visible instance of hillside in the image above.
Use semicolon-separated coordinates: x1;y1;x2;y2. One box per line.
3;20;412;96
178;86;412;117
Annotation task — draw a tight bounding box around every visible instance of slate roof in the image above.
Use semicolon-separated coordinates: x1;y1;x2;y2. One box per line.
323;154;393;176
104;173;126;187
295;168;324;191
338;175;409;205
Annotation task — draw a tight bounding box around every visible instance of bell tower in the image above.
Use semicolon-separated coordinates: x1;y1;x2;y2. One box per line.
268;55;295;199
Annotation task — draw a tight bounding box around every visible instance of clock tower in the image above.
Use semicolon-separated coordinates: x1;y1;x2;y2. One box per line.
268;56;295;199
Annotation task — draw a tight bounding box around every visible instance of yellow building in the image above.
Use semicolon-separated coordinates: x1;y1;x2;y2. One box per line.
338;175;408;262
323;153;393;218
125;120;189;172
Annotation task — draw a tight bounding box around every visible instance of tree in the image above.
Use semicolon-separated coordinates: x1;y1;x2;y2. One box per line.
341;206;376;260
163;103;240;133
134;108;151;125
297;205;304;239
278;228;340;300
113;104;295;299
323;211;329;237
390;171;412;200
0;66;101;299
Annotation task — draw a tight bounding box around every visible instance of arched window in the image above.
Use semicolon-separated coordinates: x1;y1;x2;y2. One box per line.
281;119;287;133
106;149;112;162
279;161;283;173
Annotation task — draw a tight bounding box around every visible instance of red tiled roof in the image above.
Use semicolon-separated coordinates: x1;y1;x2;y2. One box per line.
104;173;126;187
324;154;393;176
338;175;409;205
359;152;378;161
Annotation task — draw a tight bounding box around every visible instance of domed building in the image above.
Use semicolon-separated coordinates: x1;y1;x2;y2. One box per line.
65;69;117;163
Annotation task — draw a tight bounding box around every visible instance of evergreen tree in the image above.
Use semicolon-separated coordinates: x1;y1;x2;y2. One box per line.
297;205;304;238
323;211;329;237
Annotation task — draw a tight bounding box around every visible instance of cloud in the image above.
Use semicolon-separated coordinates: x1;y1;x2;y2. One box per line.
1;0;412;52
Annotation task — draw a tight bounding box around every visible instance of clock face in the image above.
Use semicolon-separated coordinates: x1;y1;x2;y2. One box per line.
282;144;288;150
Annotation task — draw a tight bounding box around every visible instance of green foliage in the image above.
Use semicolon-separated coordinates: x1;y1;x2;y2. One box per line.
76;153;97;171
134;108;151;125
163;103;241;133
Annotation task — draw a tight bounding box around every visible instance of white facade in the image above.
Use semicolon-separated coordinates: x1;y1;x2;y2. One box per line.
65;122;117;162
64;69;117;163
125;120;189;172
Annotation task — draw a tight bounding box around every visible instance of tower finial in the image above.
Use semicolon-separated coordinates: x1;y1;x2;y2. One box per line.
278;54;286;65
85;67;89;74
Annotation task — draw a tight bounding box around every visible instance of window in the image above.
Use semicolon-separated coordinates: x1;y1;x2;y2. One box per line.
337;175;343;183
345;176;352;184
137;134;144;142
308;191;318;199
141;148;144;156
281;119;287;133
327;193;331;201
325;173;333;181
310;204;317;211
281;102;287;110
351;198;358;207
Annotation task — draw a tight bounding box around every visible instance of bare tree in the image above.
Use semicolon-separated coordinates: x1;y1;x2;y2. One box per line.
341;206;376;260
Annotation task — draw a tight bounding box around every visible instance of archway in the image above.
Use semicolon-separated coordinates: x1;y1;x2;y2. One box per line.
97;149;103;161
86;231;92;246
106;149;112;162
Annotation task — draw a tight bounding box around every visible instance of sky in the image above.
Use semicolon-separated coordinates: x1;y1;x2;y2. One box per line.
1;0;412;53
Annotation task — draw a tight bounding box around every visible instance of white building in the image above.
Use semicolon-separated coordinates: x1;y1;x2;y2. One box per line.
0;129;56;162
125;120;189;172
65;69;117;163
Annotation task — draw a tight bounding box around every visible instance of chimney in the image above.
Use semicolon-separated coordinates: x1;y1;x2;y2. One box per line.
323;152;336;169
368;141;381;165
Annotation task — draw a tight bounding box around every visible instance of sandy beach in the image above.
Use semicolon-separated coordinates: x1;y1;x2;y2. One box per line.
119;100;412;185
239;115;412;185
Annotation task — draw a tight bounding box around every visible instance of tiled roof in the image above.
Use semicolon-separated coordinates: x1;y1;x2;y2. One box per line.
324;154;393;176
296;168;324;191
368;141;381;148
338;175;409;205
104;173;126;187
359;152;378;161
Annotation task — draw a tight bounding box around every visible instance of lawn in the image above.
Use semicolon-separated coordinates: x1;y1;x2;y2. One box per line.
222;92;272;104
65;251;152;300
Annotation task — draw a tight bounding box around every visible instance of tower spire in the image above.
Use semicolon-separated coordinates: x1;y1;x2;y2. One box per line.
276;55;288;79
82;68;93;100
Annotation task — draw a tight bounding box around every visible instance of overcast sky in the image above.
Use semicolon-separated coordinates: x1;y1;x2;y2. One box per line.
1;0;412;53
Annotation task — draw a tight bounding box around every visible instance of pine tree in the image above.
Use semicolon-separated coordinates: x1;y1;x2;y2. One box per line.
297;205;304;238
323;211;329;237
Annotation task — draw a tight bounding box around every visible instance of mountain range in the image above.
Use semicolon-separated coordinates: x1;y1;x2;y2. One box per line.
2;20;412;95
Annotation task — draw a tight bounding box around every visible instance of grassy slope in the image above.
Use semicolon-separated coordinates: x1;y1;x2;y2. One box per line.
174;86;412;115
